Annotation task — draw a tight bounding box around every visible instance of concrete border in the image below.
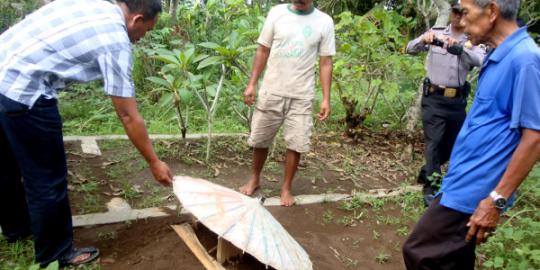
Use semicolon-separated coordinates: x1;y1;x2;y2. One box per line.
72;185;422;227
64;133;247;142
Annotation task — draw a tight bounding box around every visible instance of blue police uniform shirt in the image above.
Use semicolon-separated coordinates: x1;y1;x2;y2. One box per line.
439;27;540;214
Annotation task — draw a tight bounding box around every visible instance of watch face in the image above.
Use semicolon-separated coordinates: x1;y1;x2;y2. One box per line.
494;198;507;209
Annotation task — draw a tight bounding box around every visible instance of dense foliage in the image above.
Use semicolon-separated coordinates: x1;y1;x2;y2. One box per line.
135;1;425;140
332;8;423;136
0;0;41;33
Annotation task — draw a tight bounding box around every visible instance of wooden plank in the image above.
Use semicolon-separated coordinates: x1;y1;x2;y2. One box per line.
171;224;226;270
217;237;243;264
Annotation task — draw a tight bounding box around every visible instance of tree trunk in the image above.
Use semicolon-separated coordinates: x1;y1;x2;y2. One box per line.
163;0;170;12
405;82;424;133
433;0;450;27
170;0;178;25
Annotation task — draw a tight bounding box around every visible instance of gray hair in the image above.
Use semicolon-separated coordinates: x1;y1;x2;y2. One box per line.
473;0;520;20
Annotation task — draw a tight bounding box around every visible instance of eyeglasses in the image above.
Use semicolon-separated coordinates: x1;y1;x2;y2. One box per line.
452;8;463;15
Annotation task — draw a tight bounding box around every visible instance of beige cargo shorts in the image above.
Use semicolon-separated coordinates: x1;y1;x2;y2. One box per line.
248;91;313;153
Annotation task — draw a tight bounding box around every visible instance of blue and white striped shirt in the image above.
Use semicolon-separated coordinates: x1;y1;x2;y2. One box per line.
0;0;134;108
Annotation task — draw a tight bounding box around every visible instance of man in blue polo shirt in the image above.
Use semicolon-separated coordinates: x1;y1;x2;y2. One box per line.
402;0;540;269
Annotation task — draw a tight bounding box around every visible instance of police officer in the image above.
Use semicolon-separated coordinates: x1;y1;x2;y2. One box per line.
406;0;485;205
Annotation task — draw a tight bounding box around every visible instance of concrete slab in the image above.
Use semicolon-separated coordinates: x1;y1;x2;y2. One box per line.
64;133;247;142
263;193;351;206
73;198;186;227
80;137;101;155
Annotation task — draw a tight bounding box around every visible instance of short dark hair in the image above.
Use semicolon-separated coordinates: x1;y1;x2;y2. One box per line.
117;0;162;19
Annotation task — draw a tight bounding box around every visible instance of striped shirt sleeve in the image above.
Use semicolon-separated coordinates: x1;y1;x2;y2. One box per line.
97;49;135;97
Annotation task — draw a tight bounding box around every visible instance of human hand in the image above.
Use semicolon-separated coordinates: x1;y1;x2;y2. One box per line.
422;31;436;44
318;100;331;121
149;160;173;186
244;85;256;106
441;36;459;48
466;197;500;245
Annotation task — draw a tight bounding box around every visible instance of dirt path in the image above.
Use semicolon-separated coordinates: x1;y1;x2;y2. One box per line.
66;132;423;215
74;202;412;270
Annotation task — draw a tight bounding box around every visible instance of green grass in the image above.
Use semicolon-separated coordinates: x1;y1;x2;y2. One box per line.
375;251;391;264
58;79;410;137
0;236;101;270
321;209;335;224
0;237;34;270
139;182;169;209
79;195;102;215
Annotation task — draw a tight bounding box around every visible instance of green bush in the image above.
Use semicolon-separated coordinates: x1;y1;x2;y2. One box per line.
477;166;540;269
0;0;41;33
333;7;424;134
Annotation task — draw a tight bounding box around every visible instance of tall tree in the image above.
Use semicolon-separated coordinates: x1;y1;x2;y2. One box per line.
170;0;179;25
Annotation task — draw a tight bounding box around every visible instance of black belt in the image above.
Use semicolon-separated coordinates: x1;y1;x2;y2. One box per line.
428;84;466;98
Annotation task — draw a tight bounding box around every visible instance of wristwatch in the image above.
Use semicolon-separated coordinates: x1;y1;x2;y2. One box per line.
489;191;507;210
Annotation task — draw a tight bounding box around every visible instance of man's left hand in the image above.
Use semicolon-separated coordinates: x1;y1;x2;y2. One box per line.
466;197;501;245
318;100;330;121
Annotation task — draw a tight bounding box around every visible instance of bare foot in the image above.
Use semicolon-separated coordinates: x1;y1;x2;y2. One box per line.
280;189;295;207
239;178;260;196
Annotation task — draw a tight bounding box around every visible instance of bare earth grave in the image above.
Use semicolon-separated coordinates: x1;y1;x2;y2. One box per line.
62;131;425;269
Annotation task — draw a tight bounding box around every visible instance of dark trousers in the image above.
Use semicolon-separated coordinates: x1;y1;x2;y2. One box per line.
418;95;466;184
402;196;476;269
0;94;73;266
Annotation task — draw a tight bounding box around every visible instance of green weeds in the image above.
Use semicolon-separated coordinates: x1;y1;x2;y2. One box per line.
322;210;336;224
477;166;540;269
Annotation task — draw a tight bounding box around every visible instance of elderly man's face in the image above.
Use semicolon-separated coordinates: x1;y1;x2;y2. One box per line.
460;0;494;45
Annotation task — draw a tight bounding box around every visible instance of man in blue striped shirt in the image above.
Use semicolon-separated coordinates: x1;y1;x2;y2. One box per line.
0;0;172;267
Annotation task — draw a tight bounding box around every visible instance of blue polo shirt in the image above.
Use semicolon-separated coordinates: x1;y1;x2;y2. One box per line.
439;27;540;214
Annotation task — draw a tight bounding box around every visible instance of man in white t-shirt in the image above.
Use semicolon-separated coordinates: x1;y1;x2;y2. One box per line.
239;0;335;206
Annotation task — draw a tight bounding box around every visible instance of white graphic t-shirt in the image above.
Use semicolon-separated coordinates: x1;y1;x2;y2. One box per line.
258;4;336;100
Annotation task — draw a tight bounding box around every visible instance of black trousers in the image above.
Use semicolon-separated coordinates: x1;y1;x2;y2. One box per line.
418;95;466;184
0;94;73;266
402;196;476;269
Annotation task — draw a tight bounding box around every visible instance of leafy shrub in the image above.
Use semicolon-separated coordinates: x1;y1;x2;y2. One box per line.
477;166;540;269
333;7;424;135
0;0;41;33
